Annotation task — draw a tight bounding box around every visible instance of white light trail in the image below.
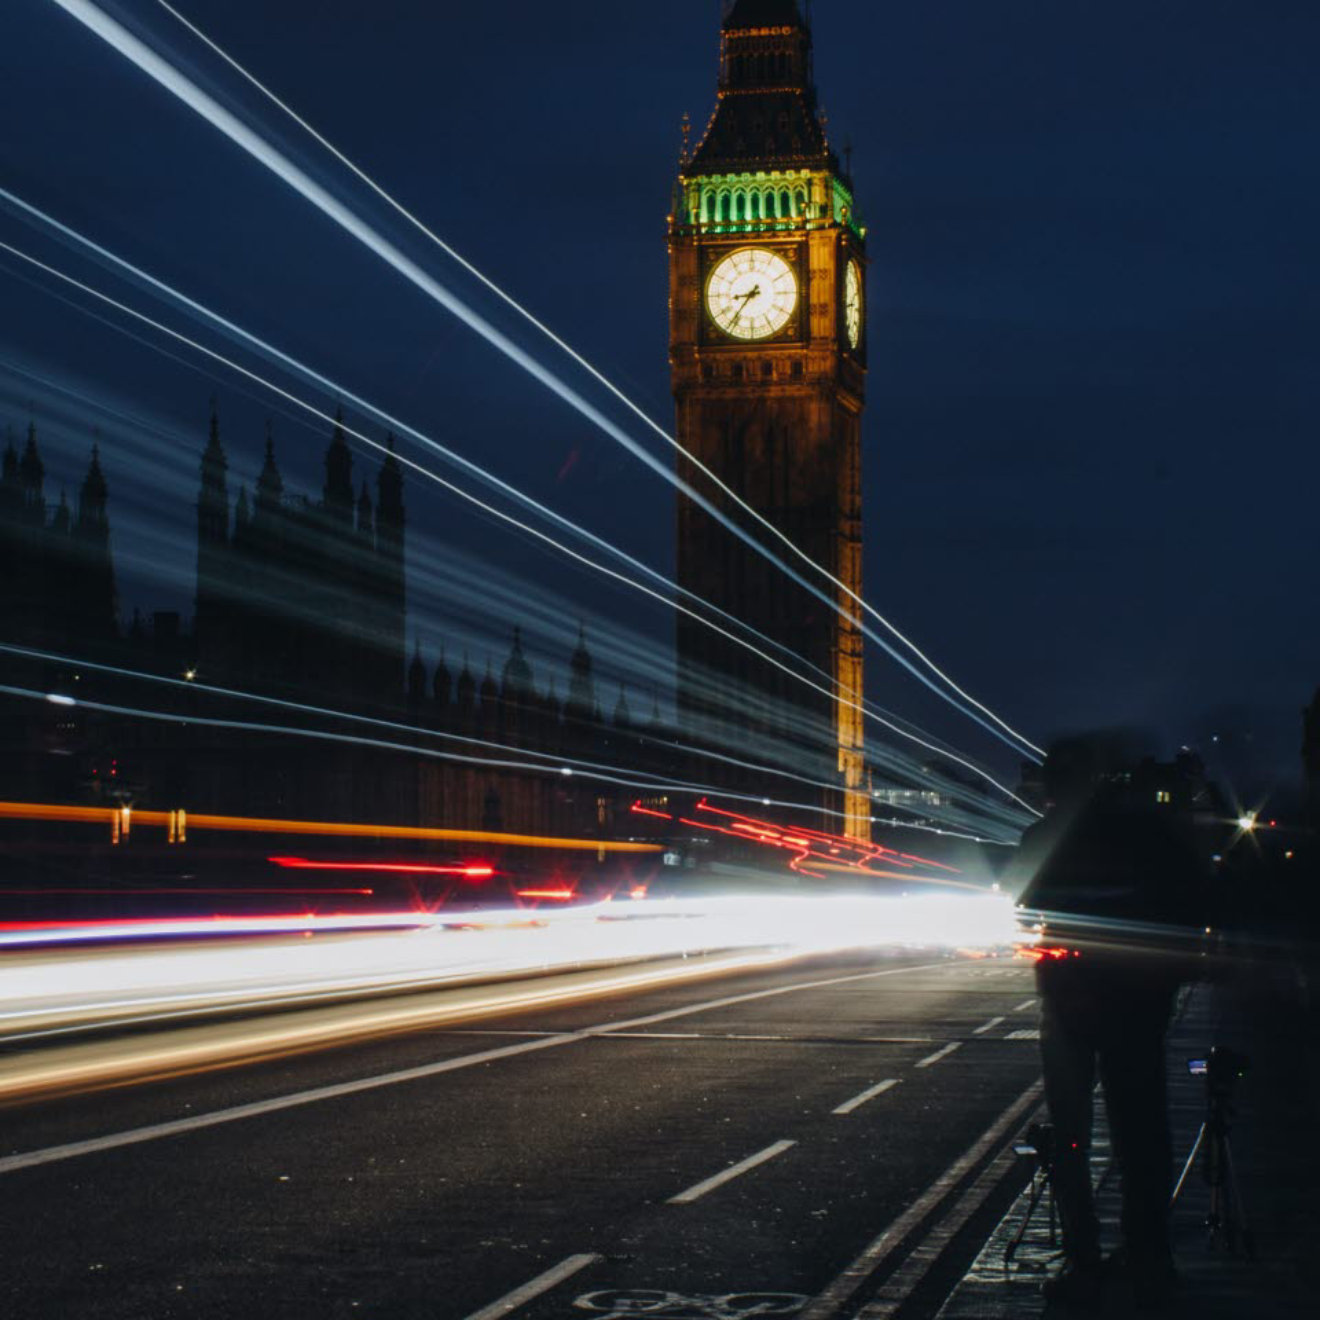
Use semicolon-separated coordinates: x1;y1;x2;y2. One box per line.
0;231;1036;818
43;0;1042;763
6;640;1030;839
0;893;1022;1042
0;676;1023;843
150;0;1045;761
0;186;1002;803
0;202;1007;823
0;679;768;809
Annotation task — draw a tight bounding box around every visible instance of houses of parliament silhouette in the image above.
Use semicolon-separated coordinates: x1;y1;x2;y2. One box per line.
0;409;668;841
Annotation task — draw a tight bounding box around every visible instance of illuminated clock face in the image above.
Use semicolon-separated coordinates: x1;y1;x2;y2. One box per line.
844;259;862;350
705;248;798;341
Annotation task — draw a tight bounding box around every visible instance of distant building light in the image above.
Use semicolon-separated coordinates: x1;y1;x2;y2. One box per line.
560;767;573;776
184;669;197;681
871;788;945;808
45;693;77;707
1237;813;1258;833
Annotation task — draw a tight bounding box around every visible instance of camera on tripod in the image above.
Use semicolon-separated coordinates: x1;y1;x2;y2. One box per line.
1187;1046;1250;1099
1173;1045;1254;1256
1005;1122;1058;1267
1013;1121;1056;1171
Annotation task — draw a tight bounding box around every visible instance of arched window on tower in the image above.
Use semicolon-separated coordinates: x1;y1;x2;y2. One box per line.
703;190;715;222
794;189;807;217
749;192;761;220
719;192;732;222
733;192;746;221
779;189;792;219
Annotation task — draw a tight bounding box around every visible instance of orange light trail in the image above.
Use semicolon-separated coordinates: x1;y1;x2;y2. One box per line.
0;801;660;854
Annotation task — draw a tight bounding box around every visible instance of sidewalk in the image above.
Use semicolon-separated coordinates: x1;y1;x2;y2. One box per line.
937;954;1320;1318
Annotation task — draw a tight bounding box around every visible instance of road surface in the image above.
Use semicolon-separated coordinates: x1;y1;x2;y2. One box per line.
0;949;1043;1319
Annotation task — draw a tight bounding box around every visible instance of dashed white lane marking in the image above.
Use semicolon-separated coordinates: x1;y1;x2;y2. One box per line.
915;1042;963;1069
0;959;951;1176
668;1139;797;1204
832;1078;900;1116
1013;998;1036;1012
971;1016;1005;1036
461;1253;601;1320
1006;1029;1040;1040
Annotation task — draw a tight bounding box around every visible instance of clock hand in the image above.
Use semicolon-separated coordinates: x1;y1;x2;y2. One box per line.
728;284;761;326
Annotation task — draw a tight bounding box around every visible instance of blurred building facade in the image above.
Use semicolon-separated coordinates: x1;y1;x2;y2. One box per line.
0;411;673;842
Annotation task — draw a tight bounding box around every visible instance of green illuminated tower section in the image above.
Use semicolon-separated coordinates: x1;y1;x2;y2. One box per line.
669;0;868;840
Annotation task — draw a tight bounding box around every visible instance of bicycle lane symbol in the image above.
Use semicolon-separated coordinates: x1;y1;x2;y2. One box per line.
572;1290;808;1320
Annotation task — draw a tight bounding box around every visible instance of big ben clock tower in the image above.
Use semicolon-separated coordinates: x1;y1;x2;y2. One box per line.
670;0;868;839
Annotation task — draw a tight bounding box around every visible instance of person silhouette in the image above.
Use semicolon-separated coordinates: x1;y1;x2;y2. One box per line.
1014;735;1207;1309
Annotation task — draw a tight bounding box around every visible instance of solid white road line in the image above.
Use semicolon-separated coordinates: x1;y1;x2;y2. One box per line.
668;1139;797;1204
832;1078;900;1116
460;1253;601;1320
800;1080;1045;1320
0;1033;575;1175
0;959;951;1175
915;1042;962;1069
971;1016;1005;1035
859;1090;1047;1318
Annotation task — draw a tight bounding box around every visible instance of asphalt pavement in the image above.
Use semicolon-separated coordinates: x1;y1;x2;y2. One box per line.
0;950;1044;1320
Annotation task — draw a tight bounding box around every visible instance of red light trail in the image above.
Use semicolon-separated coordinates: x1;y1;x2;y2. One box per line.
268;857;495;878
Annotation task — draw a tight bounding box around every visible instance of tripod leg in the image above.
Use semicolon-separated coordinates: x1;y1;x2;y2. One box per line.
1222;1139;1256;1260
1170;1122;1206;1207
1004;1172;1047;1267
1199;1126;1233;1251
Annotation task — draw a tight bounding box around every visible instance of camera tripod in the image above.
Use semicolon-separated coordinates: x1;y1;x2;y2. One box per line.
1004;1123;1059;1269
1171;1062;1255;1257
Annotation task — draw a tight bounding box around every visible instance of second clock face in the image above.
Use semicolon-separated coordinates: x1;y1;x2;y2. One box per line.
705;248;798;341
844;259;862;349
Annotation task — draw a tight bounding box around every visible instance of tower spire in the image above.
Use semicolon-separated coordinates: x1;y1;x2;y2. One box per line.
196;400;231;669
692;0;829;174
323;405;354;526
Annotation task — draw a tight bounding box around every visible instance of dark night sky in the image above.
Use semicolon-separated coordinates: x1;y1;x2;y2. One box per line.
2;0;1318;796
